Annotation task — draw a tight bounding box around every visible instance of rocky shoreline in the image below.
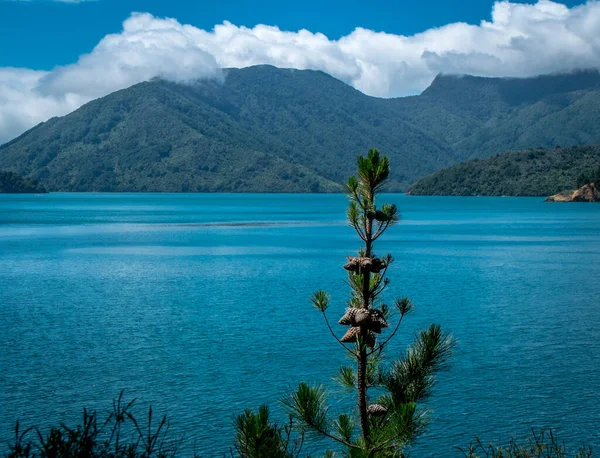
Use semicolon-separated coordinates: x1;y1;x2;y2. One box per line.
545;182;600;202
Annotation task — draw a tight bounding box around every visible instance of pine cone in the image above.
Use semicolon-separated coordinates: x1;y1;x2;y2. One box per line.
340;327;360;343
343;257;361;272
354;309;370;326
347;309;389;333
369;309;389;328
338;308;379;328
343;256;386;274
367;404;388;416
338;308;358;325
369;322;383;334
369;257;385;273
340;327;376;348
364;332;376;348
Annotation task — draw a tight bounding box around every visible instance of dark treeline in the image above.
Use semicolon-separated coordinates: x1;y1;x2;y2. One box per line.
576;166;600;189
0;171;46;194
408;145;600;196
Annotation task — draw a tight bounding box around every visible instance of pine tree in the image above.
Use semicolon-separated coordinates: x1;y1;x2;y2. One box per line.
282;149;455;457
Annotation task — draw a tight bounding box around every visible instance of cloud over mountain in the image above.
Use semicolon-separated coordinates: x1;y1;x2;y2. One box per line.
2;0;600;144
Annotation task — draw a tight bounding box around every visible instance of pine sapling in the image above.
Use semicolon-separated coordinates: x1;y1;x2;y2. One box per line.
283;149;455;457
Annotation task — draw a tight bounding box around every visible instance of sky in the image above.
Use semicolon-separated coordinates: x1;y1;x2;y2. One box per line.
0;0;597;144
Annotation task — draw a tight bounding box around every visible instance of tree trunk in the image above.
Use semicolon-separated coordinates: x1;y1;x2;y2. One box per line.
357;344;369;444
358;207;374;445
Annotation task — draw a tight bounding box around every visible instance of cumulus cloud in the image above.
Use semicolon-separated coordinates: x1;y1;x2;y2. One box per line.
2;0;600;143
0;68;83;144
38;15;220;99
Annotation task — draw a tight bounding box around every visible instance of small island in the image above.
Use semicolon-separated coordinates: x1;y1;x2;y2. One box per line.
0;170;47;194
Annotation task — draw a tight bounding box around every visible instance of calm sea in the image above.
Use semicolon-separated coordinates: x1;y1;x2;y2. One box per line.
1;193;599;456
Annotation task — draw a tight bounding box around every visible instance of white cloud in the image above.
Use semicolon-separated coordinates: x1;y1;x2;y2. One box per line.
0;68;83;144
37;15;220;99
2;0;600;144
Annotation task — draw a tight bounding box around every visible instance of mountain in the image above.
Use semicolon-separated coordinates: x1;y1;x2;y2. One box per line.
407;145;600;196
2;66;600;192
0;170;46;193
415;71;600;158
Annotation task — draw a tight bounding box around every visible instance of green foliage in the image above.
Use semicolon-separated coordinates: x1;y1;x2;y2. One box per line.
336;366;356;390
3;67;600;193
233;406;302;458
6;395;306;458
460;430;593;458
282;383;330;438
5;392;180;458
334;414;356;444
356;149;390;195
383;325;454;405
576;165;600;188
393;298;413;317
311;290;330;312
408;145;600;196
0;170;46;194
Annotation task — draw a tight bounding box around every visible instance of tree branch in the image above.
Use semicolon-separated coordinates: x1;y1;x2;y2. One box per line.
302;419;360;450
372;220;392;241
321;311;358;358
368;313;405;356
351;221;367;241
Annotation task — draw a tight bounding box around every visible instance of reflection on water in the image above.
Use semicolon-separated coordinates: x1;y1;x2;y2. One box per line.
68;246;311;256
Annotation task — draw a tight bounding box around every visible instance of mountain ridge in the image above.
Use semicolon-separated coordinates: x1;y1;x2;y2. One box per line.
2;66;600;192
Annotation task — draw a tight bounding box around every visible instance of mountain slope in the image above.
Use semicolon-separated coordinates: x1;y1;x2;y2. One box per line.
2;66;600;192
411;71;600;158
407;145;600;196
166;67;455;187
0;76;341;192
0;66;454;192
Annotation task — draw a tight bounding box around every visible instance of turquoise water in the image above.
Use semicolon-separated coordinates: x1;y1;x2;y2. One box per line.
1;193;599;456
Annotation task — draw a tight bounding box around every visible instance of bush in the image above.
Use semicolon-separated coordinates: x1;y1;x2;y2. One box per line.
5;392;182;458
459;430;593;458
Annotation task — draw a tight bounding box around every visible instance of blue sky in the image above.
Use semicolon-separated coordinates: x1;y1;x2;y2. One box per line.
1;0;598;144
0;0;587;69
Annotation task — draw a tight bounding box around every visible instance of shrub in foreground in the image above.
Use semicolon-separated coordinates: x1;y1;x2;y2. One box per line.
460;430;593;458
6;392;180;458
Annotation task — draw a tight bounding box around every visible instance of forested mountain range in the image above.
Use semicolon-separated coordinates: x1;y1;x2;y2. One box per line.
1;66;600;192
